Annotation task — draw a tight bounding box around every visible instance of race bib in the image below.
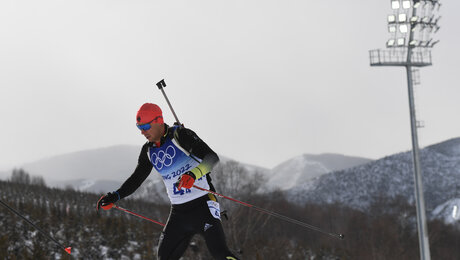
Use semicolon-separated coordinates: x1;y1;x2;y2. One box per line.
207;200;221;220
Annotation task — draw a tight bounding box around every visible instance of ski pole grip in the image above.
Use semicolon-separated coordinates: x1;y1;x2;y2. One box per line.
156;79;166;89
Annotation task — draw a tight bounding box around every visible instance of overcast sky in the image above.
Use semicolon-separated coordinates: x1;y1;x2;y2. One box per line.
1;0;459;171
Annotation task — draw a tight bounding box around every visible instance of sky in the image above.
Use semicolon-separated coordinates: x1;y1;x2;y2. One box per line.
1;0;459;172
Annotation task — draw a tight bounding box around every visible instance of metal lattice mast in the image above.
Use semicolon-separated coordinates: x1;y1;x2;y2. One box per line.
369;1;441;259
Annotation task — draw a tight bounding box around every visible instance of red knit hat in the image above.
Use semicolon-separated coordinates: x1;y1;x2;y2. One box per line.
136;103;164;124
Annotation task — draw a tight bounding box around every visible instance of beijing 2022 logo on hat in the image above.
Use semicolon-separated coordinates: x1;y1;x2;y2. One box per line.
151;145;176;170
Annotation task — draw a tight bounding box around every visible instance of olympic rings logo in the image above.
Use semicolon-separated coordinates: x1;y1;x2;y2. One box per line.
151;145;176;170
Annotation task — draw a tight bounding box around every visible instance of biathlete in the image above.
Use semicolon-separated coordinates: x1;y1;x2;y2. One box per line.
97;103;239;260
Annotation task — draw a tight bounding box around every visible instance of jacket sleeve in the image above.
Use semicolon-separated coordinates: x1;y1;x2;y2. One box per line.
116;143;153;199
174;127;219;179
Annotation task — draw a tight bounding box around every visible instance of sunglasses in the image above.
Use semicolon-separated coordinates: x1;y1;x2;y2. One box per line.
137;121;153;131
136;116;163;131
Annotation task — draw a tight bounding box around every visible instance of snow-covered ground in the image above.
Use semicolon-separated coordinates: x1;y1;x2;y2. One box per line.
431;198;460;224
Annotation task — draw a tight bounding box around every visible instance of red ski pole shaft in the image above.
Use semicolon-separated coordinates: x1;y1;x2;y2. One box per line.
114;205;165;227
192;185;344;240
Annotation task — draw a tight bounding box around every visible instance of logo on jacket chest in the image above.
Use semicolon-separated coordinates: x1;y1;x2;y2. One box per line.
151;145;176;170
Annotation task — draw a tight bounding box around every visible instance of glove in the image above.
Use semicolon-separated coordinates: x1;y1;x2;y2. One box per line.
96;191;120;211
175;172;196;190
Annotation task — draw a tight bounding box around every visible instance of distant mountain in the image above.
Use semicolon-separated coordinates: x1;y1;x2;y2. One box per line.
19;145;141;182
12;148;269;196
5;144;371;195
266;154;372;191
288;137;460;223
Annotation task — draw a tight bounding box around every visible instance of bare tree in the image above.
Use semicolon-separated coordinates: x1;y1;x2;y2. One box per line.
31;175;46;187
10;168;30;185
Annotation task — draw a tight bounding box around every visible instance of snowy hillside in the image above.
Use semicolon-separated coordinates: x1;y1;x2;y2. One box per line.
266;154;371;191
427;137;460;157
288;137;460;223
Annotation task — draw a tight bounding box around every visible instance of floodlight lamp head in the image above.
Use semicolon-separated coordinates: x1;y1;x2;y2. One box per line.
387;39;396;47
402;0;411;9
388;25;397;33
399;24;409;33
388;15;396;23
399;13;407;22
413;0;421;8
391;0;400;9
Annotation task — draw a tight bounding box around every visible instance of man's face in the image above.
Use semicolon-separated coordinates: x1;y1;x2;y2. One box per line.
140;123;164;143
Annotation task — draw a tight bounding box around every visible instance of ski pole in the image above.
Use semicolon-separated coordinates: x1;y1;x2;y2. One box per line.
192;185;345;240
156;79;181;125
0;198;72;255
113;205;165;227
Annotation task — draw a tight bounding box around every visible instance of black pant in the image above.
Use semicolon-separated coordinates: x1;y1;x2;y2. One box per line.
157;195;239;260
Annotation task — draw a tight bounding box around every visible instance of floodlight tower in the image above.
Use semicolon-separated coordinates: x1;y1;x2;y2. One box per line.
369;1;441;260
